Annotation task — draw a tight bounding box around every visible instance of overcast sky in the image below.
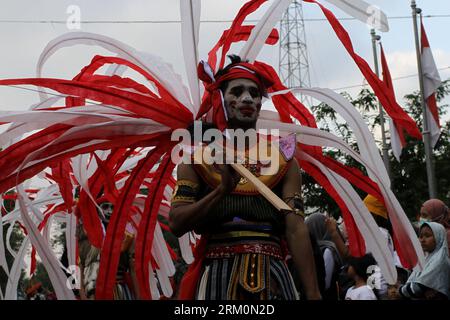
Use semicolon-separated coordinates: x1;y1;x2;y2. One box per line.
0;0;449;122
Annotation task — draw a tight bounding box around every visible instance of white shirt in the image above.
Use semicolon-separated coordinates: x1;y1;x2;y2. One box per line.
345;285;377;300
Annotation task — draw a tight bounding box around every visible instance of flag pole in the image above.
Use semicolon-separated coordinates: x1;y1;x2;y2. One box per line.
411;0;437;198
370;29;391;179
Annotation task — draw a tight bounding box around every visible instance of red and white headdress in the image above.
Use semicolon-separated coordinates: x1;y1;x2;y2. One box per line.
197;59;274;130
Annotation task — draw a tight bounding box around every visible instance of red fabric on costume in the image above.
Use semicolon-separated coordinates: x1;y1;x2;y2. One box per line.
299;154;366;256
320;156;382;201
303;0;421;141
255;61;317;127
95;144;170;300
30;247;37;276
178;236;208;300
217;0;268;70
66;55;184;110
208;26;279;74
0;78;189;130
50;160;74;213
135;152;176;299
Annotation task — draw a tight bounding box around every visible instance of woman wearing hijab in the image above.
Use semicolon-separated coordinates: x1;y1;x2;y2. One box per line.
306;213;344;300
397;222;449;300
420;199;450;255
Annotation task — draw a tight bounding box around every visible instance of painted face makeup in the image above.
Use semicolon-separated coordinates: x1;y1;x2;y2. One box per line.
223;78;262;125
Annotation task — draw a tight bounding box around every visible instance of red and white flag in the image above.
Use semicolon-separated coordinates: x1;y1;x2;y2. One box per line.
380;44;406;161
421;18;442;147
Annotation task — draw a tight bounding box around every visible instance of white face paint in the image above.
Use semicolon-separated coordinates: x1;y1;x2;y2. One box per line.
223;78;262;125
100;202;114;221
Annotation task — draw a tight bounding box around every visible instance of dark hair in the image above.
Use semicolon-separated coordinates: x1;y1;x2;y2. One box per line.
347;253;377;282
215;55;244;79
372;214;393;235
396;267;409;285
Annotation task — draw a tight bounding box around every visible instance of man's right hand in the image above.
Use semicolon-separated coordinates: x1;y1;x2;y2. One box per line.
214;164;241;195
169;163;242;237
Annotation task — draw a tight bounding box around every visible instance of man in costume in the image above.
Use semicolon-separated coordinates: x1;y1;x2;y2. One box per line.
169;55;321;300
77;201;138;299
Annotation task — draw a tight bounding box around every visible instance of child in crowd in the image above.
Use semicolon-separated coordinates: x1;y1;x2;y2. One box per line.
396;222;449;300
387;267;409;300
345;254;378;300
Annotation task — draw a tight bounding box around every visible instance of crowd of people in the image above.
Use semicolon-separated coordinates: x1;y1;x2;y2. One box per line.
298;197;450;300
21;195;450;301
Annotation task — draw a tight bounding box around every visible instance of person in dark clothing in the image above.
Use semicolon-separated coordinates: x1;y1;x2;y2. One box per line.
306;213;343;300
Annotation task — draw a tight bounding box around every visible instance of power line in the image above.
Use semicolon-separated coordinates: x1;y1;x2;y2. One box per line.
332;66;450;91
6;85;67;99
3;85;103;106
0;14;449;24
304;14;450;22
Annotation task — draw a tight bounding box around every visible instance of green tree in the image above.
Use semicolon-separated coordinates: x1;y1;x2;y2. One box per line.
391;81;450;219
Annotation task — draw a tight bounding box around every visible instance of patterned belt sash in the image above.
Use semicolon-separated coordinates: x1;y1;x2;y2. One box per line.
206;229;283;259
